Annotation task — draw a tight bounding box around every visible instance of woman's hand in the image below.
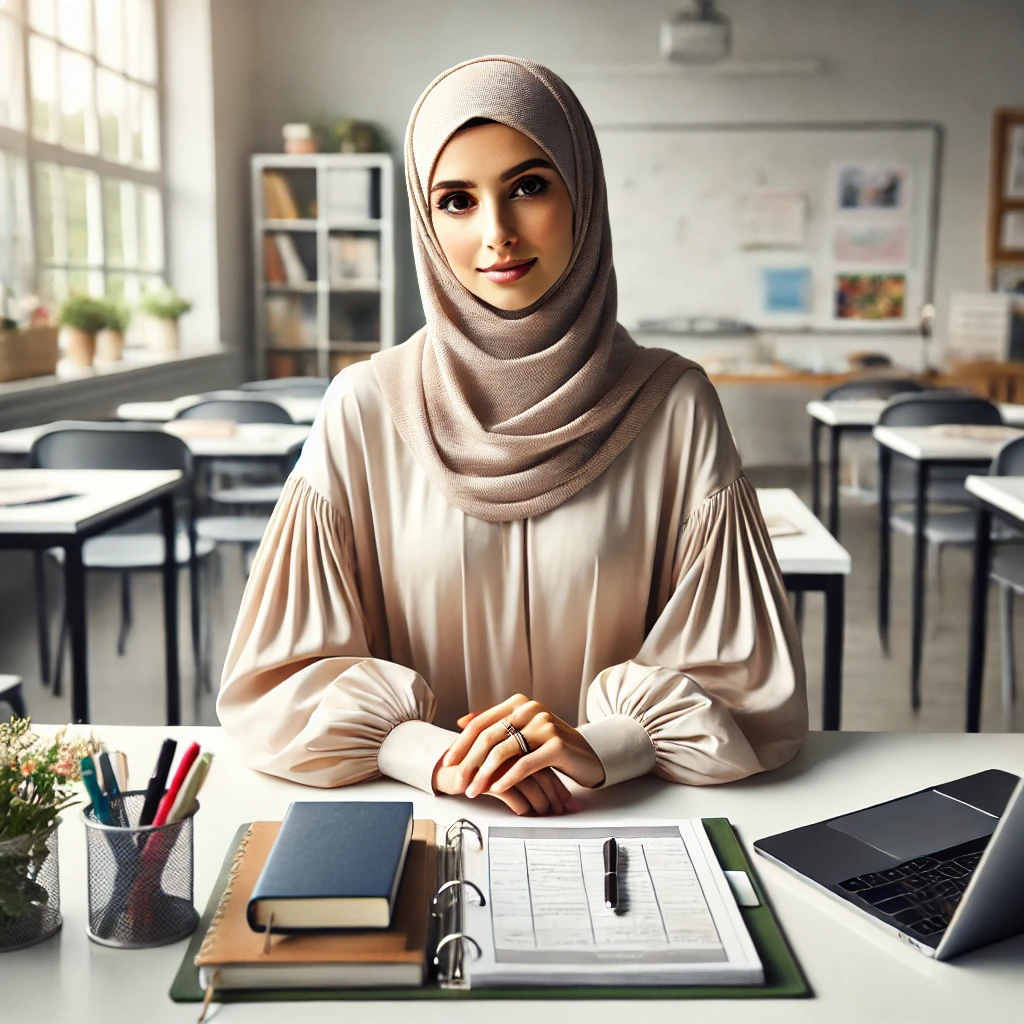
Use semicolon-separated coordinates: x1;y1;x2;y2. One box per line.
433;757;577;816
442;694;606;799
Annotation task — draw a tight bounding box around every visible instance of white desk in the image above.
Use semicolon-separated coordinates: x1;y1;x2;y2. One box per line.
7;726;1023;1023
0;470;183;723
871;425;1024;709
806;400;1024;539
964;476;1024;732
116;392;324;425
758;488;851;731
0;422;310;460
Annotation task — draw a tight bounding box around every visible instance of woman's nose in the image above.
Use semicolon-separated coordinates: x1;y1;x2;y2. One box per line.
481;200;517;250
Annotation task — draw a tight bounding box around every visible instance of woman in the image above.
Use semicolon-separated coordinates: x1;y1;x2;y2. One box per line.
219;55;807;816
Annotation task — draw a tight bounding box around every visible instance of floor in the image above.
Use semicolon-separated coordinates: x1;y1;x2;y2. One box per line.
0;467;1020;735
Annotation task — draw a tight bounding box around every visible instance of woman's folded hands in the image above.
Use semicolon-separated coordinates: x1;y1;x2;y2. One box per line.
432;694;605;816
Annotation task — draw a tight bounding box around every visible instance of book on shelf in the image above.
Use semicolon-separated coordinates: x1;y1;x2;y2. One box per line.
271;233;310;285
328;235;379;285
262;171;301;220
326;167;374;221
263;235;287;284
265;296;316;348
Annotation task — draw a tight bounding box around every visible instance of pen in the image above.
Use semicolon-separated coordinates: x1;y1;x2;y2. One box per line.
80;756;110;825
604;837;619;911
98;752;119;797
114;751;129;792
151;742;200;828
138;738;177;829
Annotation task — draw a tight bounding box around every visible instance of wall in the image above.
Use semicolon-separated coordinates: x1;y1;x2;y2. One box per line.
235;0;1024;355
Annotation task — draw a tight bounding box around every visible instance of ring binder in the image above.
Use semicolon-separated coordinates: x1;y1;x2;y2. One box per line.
433;817;484;988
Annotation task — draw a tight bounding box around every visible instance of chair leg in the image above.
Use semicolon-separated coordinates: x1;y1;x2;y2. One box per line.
927;541;943;637
52;601;68;699
0;682;27;719
34;552;52;687
999;584;1016;715
117;571;133;656
189;556;208;694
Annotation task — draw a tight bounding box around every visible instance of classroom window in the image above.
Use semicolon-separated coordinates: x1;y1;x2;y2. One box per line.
0;0;164;313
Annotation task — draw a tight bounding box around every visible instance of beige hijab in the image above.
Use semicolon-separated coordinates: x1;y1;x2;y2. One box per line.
371;55;693;523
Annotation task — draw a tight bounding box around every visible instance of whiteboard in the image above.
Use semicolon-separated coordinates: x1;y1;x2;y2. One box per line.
598;123;940;333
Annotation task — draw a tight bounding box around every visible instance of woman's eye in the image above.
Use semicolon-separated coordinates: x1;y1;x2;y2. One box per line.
514;175;548;198
438;192;474;215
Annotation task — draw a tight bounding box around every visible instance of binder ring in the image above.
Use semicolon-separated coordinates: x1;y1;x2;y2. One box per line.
446;818;483;847
433;878;486;908
433;931;482;967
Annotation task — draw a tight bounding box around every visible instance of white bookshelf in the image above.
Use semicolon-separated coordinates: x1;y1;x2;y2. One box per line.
252;153;395;379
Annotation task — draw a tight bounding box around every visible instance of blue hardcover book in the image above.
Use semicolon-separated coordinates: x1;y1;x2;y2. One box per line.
247;801;414;932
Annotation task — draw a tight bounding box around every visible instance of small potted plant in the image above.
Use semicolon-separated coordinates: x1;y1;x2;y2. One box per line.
96;298;130;363
0;717;100;951
0;295;58;383
58;294;108;368
139;283;192;355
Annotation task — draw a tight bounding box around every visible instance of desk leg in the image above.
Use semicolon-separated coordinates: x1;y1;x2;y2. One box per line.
33;551;52;686
828;426;842;538
910;460;929;710
810;418;822;519
877;444;892;655
966;505;992;733
160;494;181;726
64;541;89;724
822;576;845;731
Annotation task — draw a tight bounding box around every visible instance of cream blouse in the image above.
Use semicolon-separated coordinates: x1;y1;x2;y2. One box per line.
218;361;807;794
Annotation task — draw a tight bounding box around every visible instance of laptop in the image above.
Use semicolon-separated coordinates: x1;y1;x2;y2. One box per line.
754;769;1024;959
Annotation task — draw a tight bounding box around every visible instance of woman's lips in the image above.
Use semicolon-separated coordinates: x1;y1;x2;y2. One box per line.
479;258;537;284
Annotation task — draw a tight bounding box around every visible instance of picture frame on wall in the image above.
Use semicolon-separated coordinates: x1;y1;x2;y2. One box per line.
989;108;1024;265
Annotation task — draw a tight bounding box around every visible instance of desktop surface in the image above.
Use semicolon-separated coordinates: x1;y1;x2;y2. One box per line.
6;727;1024;1023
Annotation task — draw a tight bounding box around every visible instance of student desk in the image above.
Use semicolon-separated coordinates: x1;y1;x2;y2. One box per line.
871;425;1024;710
807;400;1024;540
7;725;1023;1023
757;488;851;731
116;392;324;425
964;476;1024;733
0;421;311;461
0;470;182;724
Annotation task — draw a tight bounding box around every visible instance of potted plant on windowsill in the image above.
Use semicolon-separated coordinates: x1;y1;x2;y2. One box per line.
96;298;130;363
0;298;59;383
0;717;101;952
139;284;192;355
58;295;109;368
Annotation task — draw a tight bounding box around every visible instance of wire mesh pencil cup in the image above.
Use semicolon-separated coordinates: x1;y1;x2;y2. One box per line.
0;823;62;952
82;791;199;948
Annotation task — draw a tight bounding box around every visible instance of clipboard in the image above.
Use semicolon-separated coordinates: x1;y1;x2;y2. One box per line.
170;817;809;1004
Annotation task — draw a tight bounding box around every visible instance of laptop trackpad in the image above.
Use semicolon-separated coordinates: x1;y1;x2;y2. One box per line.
827;790;996;860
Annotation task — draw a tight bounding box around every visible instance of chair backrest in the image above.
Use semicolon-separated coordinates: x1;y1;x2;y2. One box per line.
878;391;1003;428
238;377;330;397
29;425;196;532
175;399;294;424
824;377;925;401
992;435;1024;476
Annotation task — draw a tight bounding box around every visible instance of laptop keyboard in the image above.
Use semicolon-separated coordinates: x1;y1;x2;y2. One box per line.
836;835;990;939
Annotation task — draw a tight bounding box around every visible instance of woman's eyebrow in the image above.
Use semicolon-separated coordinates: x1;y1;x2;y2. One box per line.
429;157;555;193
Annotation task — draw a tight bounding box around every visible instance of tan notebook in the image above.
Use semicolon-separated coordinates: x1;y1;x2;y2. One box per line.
196;819;434;992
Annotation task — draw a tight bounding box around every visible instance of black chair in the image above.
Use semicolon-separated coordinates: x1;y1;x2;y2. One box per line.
29;425;215;695
989;435;1024;715
238;377;330;397
823;377;925;401
176;399;294;425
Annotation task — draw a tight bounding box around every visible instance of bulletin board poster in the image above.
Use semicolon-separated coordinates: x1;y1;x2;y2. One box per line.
827;161;914;325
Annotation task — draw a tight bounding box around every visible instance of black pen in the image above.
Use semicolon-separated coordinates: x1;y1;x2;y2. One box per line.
138;738;177;828
604;837;619;910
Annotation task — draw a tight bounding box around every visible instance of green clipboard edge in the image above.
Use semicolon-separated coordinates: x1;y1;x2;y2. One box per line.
170;817;811;1003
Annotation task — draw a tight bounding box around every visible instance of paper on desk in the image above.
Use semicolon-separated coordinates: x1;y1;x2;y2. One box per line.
927;424;1022;442
163;418;237;439
764;516;802;538
0;482;80;507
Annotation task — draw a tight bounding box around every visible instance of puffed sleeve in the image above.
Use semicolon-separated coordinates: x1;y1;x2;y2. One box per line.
217;473;456;791
579;475;808;787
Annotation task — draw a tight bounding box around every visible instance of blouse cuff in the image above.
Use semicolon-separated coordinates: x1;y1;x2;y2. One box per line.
377;720;459;794
578;714;657;789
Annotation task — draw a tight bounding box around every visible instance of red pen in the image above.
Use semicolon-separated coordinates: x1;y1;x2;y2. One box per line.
151;742;200;828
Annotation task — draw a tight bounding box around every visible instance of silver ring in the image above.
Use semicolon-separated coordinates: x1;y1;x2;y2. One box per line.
502;717;531;756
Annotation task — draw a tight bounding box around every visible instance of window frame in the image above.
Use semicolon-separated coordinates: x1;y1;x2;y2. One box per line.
0;0;166;312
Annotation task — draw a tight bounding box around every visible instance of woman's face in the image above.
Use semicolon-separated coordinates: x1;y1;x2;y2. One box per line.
429;122;574;311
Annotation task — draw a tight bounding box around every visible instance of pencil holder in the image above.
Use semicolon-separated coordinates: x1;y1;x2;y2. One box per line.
82;790;199;949
0;823;61;952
